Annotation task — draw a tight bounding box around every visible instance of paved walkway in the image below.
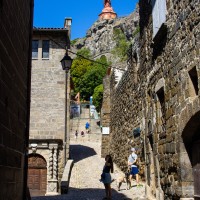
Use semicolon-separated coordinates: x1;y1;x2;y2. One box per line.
32;135;146;200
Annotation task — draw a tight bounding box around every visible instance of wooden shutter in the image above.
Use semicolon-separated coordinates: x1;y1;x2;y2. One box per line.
159;0;167;26
152;0;159;37
152;0;166;37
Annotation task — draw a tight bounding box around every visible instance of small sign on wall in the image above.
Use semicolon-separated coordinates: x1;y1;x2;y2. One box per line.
102;127;110;135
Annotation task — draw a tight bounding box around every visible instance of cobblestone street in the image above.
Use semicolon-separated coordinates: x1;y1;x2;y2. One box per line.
32;135;146;200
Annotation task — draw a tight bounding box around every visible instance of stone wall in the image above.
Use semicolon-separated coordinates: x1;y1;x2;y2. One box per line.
101;74;111;158
30;33;67;141
102;0;199;199
109;51;145;174
0;0;33;199
138;0;200;199
101;37;143;172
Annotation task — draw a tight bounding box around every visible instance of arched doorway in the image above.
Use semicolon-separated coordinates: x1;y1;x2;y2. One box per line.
182;111;200;199
28;154;47;197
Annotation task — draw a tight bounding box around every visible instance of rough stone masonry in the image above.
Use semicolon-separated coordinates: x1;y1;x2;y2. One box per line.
101;0;200;199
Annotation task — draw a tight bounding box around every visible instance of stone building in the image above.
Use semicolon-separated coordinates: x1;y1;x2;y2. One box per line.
101;0;199;199
28;19;72;196
0;1;33;200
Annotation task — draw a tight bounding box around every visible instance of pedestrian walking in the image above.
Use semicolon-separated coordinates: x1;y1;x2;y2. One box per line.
81;130;85;137
85;122;90;130
75;130;78;140
100;155;114;200
128;147;142;187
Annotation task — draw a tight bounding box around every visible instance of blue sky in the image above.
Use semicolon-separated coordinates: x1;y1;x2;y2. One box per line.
34;0;138;40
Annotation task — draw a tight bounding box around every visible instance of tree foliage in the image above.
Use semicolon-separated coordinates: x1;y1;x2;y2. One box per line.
70;48;109;109
93;84;104;112
71;50;92;93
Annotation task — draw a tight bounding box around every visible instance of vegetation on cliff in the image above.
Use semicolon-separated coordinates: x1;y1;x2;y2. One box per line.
111;28;131;61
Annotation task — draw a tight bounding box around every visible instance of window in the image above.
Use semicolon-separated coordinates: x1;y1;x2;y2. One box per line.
188;67;198;97
42;40;49;58
152;0;167;37
32;40;39;59
156;87;166;138
32;39;50;59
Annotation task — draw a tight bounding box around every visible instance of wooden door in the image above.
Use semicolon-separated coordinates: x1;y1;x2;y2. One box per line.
192;140;200;199
28;154;47;197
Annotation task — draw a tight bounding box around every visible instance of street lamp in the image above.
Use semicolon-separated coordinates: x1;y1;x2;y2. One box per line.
60;52;73;71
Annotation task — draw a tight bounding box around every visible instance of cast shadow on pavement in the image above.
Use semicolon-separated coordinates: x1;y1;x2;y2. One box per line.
31;187;133;200
69;144;97;163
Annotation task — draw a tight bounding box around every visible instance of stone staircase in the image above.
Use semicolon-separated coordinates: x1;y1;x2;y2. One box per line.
70;105;101;142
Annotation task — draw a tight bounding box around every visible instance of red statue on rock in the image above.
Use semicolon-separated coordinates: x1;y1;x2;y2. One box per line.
99;0;117;20
104;0;111;7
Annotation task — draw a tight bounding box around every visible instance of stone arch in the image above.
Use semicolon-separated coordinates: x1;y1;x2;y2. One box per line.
28;153;47;168
28;153;47;197
179;99;200;198
154;77;165;93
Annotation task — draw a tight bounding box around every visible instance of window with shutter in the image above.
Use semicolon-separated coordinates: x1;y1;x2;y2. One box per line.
152;0;167;37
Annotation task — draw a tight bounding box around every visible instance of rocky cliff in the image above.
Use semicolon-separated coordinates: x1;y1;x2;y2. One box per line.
71;7;139;64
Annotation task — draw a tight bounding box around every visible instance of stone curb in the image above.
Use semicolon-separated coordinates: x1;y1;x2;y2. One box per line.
61;159;74;194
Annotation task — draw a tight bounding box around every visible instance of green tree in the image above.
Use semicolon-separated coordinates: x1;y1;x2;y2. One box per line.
70;48;93;95
93;84;104;112
70;49;109;103
79;66;105;100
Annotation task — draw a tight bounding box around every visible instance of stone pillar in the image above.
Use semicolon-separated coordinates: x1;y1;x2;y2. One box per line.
46;144;59;196
48;146;53;179
53;146;58;179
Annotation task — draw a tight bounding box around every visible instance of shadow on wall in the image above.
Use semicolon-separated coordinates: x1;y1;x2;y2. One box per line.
32;187;133;200
69;144;97;163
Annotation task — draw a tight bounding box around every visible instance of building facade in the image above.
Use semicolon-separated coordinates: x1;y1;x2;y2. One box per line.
139;0;200;199
28;20;71;196
0;0;33;199
102;0;199;199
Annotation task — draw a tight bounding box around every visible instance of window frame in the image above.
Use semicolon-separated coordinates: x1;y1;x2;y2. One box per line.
42;40;50;59
32;40;39;59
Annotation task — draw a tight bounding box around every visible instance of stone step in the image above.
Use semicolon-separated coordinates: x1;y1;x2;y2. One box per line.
70;118;101;135
70;132;102;142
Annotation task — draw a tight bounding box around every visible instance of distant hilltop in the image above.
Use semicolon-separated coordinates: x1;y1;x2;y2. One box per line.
71;7;139;64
